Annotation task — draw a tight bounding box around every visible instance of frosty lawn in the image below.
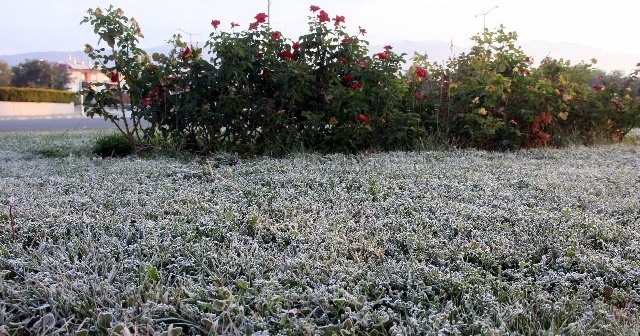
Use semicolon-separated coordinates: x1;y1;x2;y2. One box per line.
0;130;639;334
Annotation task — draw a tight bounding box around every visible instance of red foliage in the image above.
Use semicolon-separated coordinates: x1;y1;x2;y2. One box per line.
526;112;554;147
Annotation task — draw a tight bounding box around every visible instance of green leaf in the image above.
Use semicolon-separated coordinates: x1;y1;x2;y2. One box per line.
319;324;341;334
74;329;89;336
235;279;249;291
97;312;113;329
110;324;125;334
146;265;160;282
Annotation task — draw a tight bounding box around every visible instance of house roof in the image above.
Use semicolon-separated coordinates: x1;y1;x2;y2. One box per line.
65;57;98;71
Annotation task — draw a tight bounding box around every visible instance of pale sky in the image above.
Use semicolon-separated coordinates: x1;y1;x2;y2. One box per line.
1;0;638;57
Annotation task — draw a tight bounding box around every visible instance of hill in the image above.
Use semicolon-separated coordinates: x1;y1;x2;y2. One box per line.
371;40;639;74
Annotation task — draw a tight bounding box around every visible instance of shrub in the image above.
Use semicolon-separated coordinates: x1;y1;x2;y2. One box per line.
93;133;134;157
81;8;640;154
0;87;75;103
417;27;640;150
81;6;425;155
81;7;150;153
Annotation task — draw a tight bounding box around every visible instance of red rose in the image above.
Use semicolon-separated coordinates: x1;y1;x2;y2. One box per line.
376;52;389;60
416;66;427;79
358;26;367;35
333;15;345;26
310;5;321;12
211;20;221;30
180;47;191;61
292;41;300;50
255;13;268;23
143;97;152;107
350;81;362;90
249;22;259;30
279;51;294;59
338;57;347;63
109;72;119;82
593;84;604;91
342;74;354;84
231;22;240;28
357;113;369;123
341;37;350;45
384;45;393;51
318;10;330;22
272;31;281;40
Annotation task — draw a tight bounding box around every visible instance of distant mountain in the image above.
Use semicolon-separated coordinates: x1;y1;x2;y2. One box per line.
3;40;638;74
0;45;183;67
372;40;640;74
520;40;639;74
1;51;88;67
371;40;468;66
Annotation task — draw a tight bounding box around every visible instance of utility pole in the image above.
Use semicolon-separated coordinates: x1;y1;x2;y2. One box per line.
267;0;271;29
475;5;498;30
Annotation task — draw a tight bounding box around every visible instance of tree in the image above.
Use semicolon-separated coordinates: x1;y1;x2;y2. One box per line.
11;59;70;90
0;60;12;86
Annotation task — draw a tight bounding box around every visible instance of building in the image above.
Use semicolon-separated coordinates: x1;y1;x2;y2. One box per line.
59;57;111;92
59;57;128;115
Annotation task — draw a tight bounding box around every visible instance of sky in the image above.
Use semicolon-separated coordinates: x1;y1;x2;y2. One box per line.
1;1;639;58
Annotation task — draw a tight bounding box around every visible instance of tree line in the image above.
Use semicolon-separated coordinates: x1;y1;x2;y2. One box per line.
0;59;70;90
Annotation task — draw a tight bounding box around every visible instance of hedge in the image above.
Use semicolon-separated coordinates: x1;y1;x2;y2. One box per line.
0;87;75;103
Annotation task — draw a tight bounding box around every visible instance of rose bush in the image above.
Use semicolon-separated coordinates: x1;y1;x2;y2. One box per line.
81;7;153;151
82;7;640;154
82;5;424;155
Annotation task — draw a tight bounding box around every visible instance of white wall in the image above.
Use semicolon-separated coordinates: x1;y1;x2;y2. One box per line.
0;101;75;118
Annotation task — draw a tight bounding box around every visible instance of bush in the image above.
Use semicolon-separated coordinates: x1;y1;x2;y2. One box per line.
93;133;134;157
81;8;640;154
81;6;425;155
418;27;640;150
0;87;75;103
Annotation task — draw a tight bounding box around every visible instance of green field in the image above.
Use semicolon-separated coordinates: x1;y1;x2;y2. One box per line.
0;130;639;335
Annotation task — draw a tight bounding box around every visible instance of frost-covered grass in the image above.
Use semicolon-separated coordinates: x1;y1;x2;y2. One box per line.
0;130;639;335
